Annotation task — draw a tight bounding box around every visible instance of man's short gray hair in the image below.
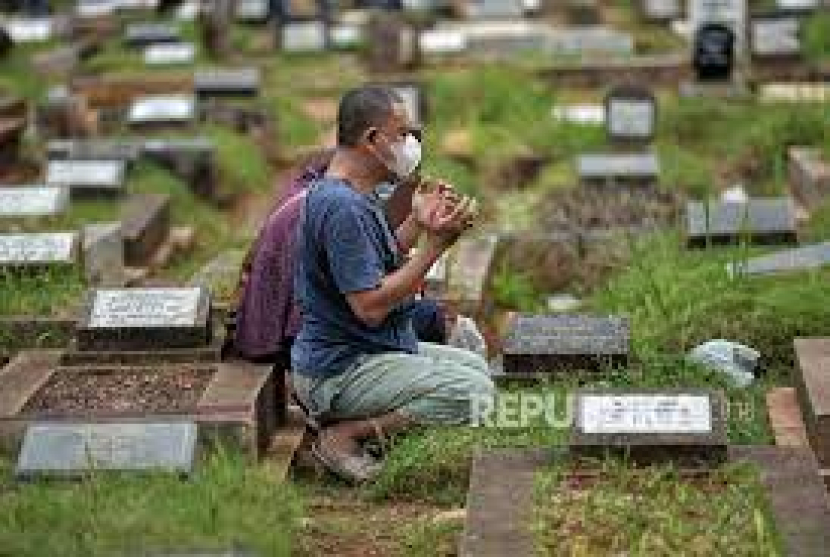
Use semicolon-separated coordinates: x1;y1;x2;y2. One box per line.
337;86;402;147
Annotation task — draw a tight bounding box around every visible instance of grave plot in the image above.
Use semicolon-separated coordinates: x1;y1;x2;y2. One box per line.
685;198;798;248
463;390;830;556
501;315;629;380
728;242;830;276
577;152;660;186
0;286;283;461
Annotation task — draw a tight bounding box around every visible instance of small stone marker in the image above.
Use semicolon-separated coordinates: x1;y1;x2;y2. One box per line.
689;0;747;54
728;242;830;276
761;83;830;103
570;389;728;465
48;139;142;162
466;0;524;19
502;315;629;375
639;0;681;22
124;23;180;47
144;42;196;65
280;21;328;53
76;0;118;18
329;24;363;50
0;186;69;217
121;193;170;266
751;15;801;58
46;159;126;195
577;152;660;185
0;232;78;268
235;0;270;22
16;422;197;479
128;95;196;125
605;84;656;145
419;29;467;55
686;198;797;248
3;18;54;43
551;104;604;125
194;68;260;98
76;286;212;351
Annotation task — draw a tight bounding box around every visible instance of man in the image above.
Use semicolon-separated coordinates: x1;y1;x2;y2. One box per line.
292;86;495;482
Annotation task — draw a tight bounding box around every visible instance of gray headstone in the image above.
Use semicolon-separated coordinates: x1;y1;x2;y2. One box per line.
751;16;801;58
605;85;656;144
16;422;197;479
75;0;118;18
0;232;78;267
82;222;124;286
546;27;634;56
124;23;181;47
577;153;660;183
144;42;196;65
502;315;629;374
47;139;142;162
281;21;328;53
466;0;524;19
0;186;69;217
76;287;212;351
128;95;196;125
570;389;728;465
686;198;797;247
46;160;126;194
729;241;830;276
194;68;260;98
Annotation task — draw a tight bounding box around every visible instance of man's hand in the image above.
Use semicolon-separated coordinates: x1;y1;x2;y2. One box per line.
424;195;478;250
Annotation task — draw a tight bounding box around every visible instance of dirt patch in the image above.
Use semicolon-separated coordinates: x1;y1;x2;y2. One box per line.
22;367;214;416
301;98;339;124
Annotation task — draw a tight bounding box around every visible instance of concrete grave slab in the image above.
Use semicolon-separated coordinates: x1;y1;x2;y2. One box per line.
281;21;328;53
0;232;79;269
194;68;260;98
46;159;126;196
124;23;181;47
82;222;124;286
728;242;830;276
120;193;171;267
577;152;660;185
144;42;196;65
128;95;197;126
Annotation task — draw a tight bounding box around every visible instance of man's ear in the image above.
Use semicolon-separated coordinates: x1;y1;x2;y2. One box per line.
365;128;378;144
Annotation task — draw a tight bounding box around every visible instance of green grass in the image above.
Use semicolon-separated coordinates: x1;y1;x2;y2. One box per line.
0;267;85;318
803;11;830;65
0;450;303;557
534;461;780;555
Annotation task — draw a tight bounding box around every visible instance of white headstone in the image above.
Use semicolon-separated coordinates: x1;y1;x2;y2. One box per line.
581;394;712;434
281;21;327;53
552;104;605;125
46;160;125;191
329;24;363;49
76;0;118;18
143;42;196;65
128;95;196;124
689;0;747;53
0;232;77;265
607;98;656;140
751;17;801;57
419;29;468;55
0;187;70;217
235;0;269;21
3;18;53;42
89;287;203;328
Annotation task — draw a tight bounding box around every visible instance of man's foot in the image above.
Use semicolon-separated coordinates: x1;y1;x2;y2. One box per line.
312;433;382;484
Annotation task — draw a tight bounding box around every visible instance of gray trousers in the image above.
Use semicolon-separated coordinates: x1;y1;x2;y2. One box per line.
293;342;496;426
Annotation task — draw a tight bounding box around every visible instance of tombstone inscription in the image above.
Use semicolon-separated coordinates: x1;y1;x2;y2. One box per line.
0;186;69;217
570;389;728;464
605;85;656;145
0;232;78;267
128;95;196;125
502;315;630;375
750;16;801;58
46;160;126;195
235;0;270;22
144;42;196;65
281;21;328;53
16;421;198;479
76;286;212;351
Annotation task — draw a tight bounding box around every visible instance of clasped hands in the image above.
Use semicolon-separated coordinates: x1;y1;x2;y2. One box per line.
411;179;478;248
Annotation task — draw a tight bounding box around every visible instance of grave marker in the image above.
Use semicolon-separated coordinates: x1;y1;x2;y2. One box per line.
0;186;69;218
0;232;78;268
46;159;126;195
3;18;54;43
194;68;260;98
235;0;270;22
502;315;629;375
689;0;747;54
128;95;196;125
728;242;830;276
280;21;327;53
121;193;171;266
685;198;797;248
751;15;801;59
639;0;681;22
82;222;124;286
465;0;524;19
47;139;142;162
604;84;656;146
76;286;212;351
124;23;180;47
570;389;728;464
144;42;196;65
551;104;605;125
577;153;660;185
16;422;197;479
329;24;363;50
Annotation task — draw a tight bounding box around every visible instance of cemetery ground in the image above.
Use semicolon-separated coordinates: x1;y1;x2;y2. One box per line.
3;6;830;556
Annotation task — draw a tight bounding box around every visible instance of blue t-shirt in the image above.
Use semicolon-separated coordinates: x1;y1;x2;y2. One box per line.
291;178;418;377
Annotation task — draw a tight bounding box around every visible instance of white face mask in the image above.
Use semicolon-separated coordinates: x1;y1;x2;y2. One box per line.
379;133;422;179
